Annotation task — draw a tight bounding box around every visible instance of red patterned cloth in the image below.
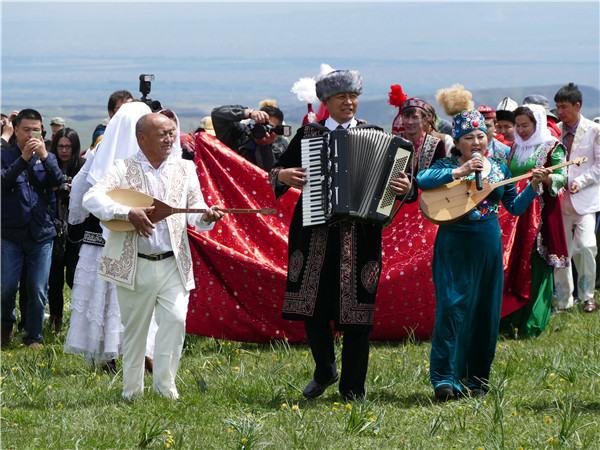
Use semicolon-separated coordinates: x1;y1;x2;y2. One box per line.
185;132;438;343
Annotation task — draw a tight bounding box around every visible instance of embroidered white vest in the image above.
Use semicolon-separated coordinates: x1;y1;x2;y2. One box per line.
98;158;196;291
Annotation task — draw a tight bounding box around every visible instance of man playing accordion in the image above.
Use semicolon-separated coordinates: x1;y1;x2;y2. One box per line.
269;69;415;401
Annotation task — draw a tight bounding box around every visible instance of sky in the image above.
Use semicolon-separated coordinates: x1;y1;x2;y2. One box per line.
1;1;599;138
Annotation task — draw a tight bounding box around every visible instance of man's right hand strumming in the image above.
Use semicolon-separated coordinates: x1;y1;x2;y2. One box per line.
278;167;307;188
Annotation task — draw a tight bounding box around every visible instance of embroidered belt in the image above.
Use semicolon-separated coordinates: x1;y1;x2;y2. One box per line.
83;231;105;247
137;251;174;261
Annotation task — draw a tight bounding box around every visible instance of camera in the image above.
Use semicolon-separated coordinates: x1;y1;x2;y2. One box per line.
57;176;73;198
139;74;163;113
250;123;291;140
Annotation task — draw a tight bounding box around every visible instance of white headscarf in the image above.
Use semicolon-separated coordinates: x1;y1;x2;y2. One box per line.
513;104;555;165
86;101;152;185
158;108;182;159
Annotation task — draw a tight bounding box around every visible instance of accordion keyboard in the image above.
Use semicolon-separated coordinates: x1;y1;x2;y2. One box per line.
301;136;328;226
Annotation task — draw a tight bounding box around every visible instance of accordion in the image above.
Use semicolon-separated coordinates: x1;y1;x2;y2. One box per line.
301;128;414;227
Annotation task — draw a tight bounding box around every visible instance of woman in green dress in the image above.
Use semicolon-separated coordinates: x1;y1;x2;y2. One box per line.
418;85;549;401
500;104;568;338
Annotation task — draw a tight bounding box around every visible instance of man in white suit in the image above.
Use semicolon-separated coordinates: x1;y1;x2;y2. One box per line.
553;83;600;313
83;113;224;399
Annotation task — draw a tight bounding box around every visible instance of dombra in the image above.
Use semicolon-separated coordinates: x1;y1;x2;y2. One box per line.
101;189;276;232
419;157;588;225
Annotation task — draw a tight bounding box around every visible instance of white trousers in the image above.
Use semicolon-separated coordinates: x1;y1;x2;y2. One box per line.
116;256;189;400
554;194;598;309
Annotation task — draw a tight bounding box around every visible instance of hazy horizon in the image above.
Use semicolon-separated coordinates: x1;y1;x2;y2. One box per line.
2;1;599;143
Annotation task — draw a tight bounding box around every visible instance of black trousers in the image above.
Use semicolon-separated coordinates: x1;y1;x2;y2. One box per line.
304;318;370;397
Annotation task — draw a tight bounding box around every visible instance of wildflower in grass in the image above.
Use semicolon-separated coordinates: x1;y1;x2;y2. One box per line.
241;438;247;443
584;355;588;360
302;351;307;356
369;416;377;422
545;416;552;424
52;367;56;371
334;402;339;406
397;359;401;363
550;373;555;378
291;405;298;411
511;411;517;417
58;403;63;409
48;385;52;390
71;374;75;378
282;403;288;409
548;437;558;444
234;366;240;371
346;404;352;410
7;353;11;357
13;424;18;428
185;369;190;374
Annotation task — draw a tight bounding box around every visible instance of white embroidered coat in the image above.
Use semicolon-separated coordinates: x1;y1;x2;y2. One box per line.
83;155;214;290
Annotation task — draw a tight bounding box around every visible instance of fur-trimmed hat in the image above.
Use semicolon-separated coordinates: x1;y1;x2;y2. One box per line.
315;70;362;102
496;110;515;123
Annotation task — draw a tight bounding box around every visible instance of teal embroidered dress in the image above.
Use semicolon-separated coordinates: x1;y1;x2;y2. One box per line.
417;156;539;393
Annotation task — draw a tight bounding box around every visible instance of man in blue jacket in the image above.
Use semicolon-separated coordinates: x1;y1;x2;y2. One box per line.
1;109;64;348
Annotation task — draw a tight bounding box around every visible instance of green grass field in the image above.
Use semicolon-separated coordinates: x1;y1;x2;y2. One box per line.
1;295;599;449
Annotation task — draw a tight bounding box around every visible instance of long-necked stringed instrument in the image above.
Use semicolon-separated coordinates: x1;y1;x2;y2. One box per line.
101;189;277;232
419;156;588;225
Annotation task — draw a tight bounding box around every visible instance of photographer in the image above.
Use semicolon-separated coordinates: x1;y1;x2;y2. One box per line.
1;109;64;349
47;127;86;331
1;111;18;150
211;103;289;172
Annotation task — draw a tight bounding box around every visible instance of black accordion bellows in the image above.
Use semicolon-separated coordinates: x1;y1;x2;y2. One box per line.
301;128;414;227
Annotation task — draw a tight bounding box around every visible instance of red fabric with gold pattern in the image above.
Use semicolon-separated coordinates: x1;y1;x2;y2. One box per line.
185;132;438;342
499;179;540;317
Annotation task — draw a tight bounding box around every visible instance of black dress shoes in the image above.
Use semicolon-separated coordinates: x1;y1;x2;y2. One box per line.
302;373;340;399
434;384;455;401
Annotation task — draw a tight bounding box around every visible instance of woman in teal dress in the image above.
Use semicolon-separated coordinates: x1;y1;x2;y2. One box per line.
500;104;568;338
418;85;549;401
